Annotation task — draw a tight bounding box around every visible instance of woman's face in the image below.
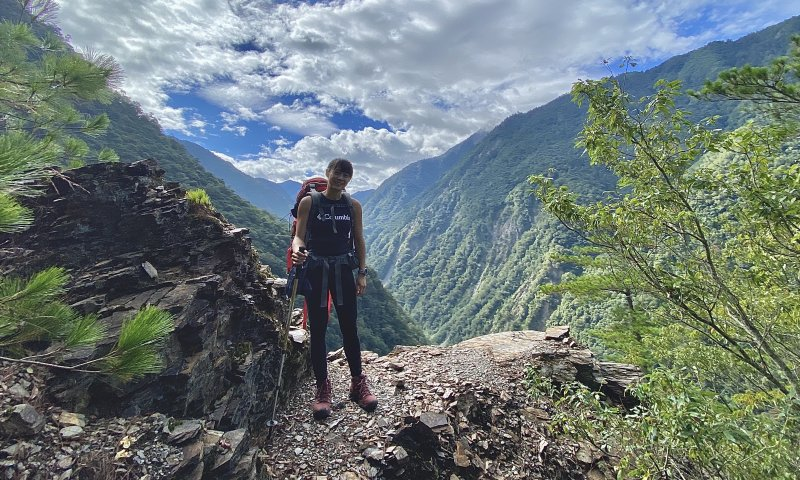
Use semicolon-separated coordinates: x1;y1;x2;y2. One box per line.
327;168;352;190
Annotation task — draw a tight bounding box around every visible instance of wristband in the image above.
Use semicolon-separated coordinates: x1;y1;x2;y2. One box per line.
357;268;368;276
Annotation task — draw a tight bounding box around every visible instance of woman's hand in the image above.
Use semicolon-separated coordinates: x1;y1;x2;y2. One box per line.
356;274;367;296
291;248;308;265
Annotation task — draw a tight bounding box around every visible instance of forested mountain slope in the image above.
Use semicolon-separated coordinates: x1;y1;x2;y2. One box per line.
178;139;294;221
364;15;800;344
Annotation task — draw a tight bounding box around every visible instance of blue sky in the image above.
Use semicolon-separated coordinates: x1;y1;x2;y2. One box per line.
55;0;799;191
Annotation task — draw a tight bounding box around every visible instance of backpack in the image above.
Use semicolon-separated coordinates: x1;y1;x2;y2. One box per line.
289;177;328;239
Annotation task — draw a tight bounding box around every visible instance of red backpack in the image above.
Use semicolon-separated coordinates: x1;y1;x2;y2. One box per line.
289;177;328;239
286;177;330;328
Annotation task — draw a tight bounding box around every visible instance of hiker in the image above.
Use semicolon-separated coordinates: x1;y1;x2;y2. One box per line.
291;158;378;419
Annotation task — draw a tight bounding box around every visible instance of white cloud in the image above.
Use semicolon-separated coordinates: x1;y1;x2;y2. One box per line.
231;127;430;191
210;150;236;163
55;0;798;189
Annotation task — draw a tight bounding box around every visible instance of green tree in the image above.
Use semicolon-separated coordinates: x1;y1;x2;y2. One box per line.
0;1;170;380
529;37;800;478
531;76;799;394
694;35;800;122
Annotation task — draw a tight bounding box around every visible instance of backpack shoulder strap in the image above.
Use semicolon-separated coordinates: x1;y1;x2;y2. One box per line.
342;192;354;219
342;192;356;250
304;190;324;245
309;190;323;213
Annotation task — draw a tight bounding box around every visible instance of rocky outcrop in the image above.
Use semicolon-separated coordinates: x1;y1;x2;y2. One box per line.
455;329;640;408
0;160;305;433
264;326;640;479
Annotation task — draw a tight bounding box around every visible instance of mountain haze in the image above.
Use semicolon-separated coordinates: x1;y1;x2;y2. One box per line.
364;16;800;344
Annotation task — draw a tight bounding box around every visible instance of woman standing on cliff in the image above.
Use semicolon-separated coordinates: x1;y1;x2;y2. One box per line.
291;158;378;419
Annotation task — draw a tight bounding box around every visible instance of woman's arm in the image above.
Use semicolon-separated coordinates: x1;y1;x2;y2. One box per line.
352;199;367;295
291;196;311;265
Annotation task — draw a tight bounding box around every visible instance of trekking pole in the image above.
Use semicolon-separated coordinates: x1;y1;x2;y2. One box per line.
266;247;305;439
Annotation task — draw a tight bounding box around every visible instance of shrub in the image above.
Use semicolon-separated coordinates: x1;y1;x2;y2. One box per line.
185;188;213;208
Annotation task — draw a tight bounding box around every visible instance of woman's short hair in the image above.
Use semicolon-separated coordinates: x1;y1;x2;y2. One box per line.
327;158;353;176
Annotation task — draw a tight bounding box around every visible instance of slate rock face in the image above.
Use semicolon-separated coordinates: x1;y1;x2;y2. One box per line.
0;160;306;432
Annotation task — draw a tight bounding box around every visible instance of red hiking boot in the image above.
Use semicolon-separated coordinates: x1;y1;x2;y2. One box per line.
350;374;378;412
312;378;332;420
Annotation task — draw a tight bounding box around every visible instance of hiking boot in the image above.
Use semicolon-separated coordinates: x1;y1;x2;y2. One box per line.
312;378;332;420
349;374;378;412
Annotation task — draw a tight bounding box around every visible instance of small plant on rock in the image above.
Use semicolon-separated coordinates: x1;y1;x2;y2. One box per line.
185;188;213;209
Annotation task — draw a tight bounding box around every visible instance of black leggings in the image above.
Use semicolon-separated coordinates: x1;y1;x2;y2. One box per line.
306;264;362;381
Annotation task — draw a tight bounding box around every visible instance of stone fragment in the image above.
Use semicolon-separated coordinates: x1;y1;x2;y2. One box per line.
454;439;471;468
544;325;570;341
57;412;86;428
387;362;405;372
0;404;45;437
327;348;345;361
363;447;384;462
211;429;248;471
172;440;203;477
362;351;379;363
419;412;449;431
289;328;308;344
166;419;204;445
59;425;83;438
202;429;224;445
393;446;409;465
141;261;158;279
7;384;30;400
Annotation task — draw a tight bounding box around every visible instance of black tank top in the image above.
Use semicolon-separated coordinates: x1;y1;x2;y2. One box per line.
307;194;353;256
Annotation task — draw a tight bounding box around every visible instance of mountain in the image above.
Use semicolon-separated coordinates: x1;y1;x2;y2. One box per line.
177;139;294;222
363;130;486;239
364;16;800;344
278;180;302;199
0;160;299;429
352;189;375;203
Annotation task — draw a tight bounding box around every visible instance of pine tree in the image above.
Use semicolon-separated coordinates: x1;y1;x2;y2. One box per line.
0;1;170;380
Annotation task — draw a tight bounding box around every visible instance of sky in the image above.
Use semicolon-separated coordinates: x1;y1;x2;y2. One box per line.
54;0;799;191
